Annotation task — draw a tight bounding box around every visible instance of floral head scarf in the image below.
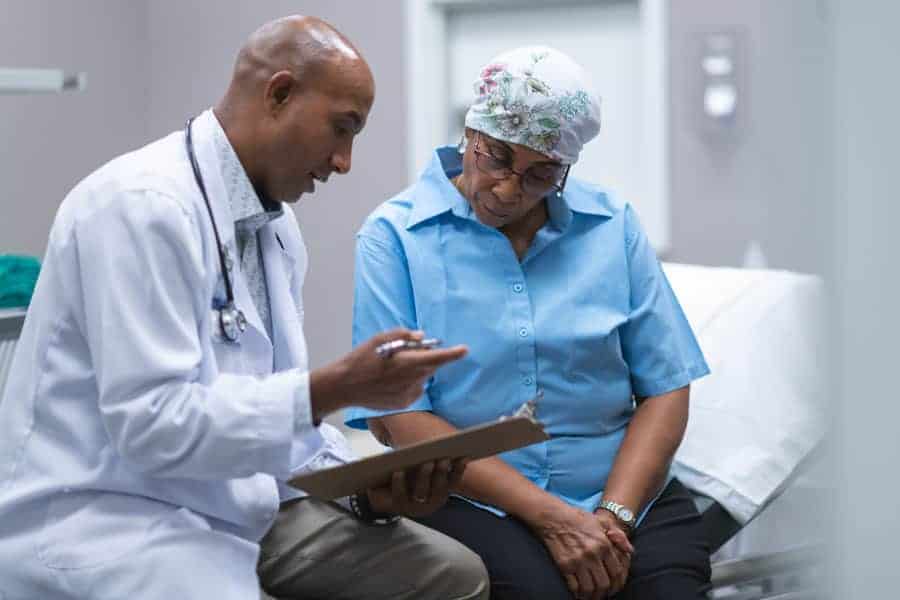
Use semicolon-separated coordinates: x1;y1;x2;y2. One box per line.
464;46;601;164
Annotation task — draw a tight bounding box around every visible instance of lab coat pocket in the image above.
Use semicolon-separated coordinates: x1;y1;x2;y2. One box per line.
37;491;161;569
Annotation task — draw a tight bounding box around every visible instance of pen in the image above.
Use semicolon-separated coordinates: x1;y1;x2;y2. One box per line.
375;338;442;358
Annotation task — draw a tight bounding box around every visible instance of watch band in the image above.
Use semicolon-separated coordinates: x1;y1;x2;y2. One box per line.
597;499;637;529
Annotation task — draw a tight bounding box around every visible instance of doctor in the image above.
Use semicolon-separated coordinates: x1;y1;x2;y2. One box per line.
0;15;488;600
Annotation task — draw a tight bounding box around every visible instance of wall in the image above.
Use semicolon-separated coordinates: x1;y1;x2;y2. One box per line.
0;0;149;257
830;0;900;596
667;0;831;274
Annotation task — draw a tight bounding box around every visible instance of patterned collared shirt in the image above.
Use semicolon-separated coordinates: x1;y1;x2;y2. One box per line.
209;115;282;340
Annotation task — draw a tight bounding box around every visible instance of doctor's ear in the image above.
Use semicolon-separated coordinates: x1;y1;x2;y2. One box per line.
265;70;297;112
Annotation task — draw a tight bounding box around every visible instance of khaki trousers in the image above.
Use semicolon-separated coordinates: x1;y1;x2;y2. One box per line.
258;498;489;600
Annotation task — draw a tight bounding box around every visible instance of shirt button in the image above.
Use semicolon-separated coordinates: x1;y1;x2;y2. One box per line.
518;327;529;338
523;376;534;385
513;283;524;293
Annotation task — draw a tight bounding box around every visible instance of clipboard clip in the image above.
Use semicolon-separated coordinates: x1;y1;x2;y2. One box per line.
502;390;544;425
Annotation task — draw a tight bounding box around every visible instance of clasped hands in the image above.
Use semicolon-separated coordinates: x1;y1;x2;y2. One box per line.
534;503;635;600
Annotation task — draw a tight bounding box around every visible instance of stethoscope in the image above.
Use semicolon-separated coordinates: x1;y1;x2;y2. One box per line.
185;118;247;343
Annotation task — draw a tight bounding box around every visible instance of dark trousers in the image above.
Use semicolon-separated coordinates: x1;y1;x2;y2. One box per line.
415;478;711;600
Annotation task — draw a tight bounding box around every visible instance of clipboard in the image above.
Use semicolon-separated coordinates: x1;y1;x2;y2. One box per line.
288;401;549;501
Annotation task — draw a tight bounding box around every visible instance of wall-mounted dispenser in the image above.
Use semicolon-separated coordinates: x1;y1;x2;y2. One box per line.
693;29;745;139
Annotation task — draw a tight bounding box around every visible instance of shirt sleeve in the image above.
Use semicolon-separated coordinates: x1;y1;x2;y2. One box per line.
344;225;433;430
77;189;310;480
619;205;710;398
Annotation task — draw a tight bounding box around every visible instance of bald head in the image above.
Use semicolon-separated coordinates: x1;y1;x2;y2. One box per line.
214;15;375;204
226;15;370;101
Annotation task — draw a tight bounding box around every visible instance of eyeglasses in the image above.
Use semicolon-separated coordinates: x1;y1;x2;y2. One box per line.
472;132;570;197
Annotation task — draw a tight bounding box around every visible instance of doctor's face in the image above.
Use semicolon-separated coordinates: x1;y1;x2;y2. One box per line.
263;59;375;203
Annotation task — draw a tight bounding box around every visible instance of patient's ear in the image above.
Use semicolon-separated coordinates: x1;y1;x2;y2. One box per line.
368;418;393;447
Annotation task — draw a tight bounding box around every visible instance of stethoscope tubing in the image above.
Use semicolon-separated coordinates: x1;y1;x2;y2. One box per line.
184;118;246;343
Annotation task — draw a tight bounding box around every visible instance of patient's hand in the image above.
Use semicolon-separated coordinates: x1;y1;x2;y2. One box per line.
592;511;634;595
366;458;468;518
531;503;634;600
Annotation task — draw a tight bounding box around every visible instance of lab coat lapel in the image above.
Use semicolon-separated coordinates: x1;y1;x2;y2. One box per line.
259;224;306;371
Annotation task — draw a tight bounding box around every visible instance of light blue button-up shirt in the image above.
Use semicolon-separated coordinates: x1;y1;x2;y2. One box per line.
346;146;709;517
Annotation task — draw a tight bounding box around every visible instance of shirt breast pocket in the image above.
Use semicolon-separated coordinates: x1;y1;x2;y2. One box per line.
567;280;630;380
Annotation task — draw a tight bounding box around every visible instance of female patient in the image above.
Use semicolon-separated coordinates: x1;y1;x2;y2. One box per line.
346;47;711;600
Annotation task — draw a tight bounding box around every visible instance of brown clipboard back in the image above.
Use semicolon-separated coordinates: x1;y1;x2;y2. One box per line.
288;416;549;500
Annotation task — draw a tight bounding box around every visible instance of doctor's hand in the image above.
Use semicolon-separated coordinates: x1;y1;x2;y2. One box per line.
366;458;469;518
531;502;634;600
310;329;468;421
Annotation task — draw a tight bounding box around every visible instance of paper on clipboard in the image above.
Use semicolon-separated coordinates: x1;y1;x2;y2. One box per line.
288;398;549;501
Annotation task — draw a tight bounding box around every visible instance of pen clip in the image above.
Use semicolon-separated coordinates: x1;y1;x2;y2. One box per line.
375;337;442;358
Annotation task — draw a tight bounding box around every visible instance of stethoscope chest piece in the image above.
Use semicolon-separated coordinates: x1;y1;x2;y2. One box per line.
219;302;248;343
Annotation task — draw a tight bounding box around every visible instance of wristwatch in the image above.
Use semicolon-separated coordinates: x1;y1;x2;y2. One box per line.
597;499;636;530
349;492;400;525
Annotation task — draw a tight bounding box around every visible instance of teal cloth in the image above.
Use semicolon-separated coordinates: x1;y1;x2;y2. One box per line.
0;254;41;308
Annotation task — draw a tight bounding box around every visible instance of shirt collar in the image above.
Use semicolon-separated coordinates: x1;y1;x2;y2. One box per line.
406;146;470;229
209;112;283;235
406;145;613;230
559;177;614;219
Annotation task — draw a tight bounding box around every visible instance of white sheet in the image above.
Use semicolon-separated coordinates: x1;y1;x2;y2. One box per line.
664;263;828;524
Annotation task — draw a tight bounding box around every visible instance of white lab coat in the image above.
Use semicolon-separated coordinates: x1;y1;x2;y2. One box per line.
0;110;351;599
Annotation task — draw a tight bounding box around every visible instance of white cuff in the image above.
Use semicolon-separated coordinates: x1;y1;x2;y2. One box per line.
293;369;313;432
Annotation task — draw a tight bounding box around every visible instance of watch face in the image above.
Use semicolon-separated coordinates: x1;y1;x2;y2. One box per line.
618;508;635;523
